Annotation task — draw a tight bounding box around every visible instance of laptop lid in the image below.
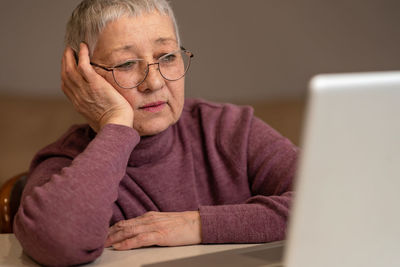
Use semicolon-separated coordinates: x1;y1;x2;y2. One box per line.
285;71;400;267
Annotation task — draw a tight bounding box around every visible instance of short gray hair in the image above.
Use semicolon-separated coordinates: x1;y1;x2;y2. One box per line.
65;0;180;55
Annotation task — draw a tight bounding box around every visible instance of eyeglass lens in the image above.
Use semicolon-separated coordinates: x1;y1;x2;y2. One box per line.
112;50;191;89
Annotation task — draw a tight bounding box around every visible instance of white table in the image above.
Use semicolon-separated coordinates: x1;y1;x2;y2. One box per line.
0;234;260;266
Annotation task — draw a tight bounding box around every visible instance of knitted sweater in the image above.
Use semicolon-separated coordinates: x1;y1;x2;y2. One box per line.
14;99;298;266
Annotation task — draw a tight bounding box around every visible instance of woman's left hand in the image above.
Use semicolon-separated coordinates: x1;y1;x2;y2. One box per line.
104;211;202;250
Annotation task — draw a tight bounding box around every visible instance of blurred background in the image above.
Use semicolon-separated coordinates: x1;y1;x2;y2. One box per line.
1;0;400;184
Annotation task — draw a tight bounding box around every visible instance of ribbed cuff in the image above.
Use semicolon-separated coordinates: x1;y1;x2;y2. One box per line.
199;203;285;244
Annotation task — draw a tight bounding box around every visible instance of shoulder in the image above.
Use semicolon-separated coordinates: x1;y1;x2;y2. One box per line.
179;98;295;154
183;98;254;115
29;124;94;171
181;98;254;129
52;124;94;155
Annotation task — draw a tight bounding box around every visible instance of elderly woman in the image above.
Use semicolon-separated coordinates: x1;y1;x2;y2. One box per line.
14;0;297;266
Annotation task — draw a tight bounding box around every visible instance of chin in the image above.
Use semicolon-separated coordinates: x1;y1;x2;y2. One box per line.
136;118;175;137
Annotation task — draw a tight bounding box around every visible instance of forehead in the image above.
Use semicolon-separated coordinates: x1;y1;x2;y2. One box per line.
93;12;177;59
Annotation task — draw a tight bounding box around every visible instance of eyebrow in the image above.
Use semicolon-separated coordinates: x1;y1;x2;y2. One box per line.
154;37;177;45
111;45;135;54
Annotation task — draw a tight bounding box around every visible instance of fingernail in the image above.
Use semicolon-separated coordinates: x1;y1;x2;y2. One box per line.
113;243;121;249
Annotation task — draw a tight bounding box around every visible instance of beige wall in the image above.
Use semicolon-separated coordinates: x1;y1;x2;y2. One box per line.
1;0;399;101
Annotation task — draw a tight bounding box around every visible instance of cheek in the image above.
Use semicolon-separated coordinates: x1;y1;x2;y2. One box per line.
169;80;185;103
168;80;185;120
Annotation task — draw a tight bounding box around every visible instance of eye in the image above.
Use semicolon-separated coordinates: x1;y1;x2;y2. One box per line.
160;53;177;63
115;60;140;71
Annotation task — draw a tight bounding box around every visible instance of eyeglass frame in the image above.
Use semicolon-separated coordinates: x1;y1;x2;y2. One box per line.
90;46;194;89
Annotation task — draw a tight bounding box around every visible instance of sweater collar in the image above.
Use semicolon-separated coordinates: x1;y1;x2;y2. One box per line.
128;125;174;166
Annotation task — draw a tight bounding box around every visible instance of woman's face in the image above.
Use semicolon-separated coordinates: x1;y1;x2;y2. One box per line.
91;12;185;136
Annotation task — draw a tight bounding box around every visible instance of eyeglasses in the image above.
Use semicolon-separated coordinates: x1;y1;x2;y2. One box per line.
90;47;193;89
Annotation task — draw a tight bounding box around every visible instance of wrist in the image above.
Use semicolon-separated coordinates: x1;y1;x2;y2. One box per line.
99;110;134;130
103;117;133;128
186;211;202;244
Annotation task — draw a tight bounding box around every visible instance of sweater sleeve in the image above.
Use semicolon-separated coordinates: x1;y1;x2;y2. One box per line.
13;124;139;266
199;114;298;244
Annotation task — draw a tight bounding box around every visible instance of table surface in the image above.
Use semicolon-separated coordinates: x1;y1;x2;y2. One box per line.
0;234;260;267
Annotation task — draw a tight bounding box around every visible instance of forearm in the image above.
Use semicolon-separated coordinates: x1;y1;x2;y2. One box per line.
199;115;298;244
199;191;292;244
14;124;139;266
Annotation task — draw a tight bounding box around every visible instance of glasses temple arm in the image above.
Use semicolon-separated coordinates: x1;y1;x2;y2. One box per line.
90;62;113;72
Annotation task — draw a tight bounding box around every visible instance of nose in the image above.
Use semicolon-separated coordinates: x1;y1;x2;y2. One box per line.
137;63;165;93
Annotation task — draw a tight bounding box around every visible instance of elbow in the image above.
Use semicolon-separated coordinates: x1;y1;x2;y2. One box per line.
14;212;104;266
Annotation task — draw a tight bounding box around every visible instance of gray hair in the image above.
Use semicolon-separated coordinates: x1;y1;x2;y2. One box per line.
65;0;180;55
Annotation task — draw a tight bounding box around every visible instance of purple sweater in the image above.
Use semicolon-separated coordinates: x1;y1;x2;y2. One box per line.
14;99;298;266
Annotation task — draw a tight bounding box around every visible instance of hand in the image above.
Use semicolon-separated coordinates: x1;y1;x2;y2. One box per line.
105;211;202;250
61;43;134;132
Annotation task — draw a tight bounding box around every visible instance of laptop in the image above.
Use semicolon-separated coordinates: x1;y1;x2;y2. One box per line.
144;71;400;267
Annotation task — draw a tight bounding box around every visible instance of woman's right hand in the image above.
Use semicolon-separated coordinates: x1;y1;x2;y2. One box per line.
61;43;134;132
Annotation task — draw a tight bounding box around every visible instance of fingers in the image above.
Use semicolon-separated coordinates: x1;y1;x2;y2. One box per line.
108;212;164;235
62;46;81;83
61;47;84;96
106;226;157;249
77;43;97;83
61;43;93;85
113;232;160;250
105;213;164;247
61;47;81;104
105;221;141;247
104;211;202;250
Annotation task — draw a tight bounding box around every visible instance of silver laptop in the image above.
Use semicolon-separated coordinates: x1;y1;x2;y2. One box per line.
144;71;400;267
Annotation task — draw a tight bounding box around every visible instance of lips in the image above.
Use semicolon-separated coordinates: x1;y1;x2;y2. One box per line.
141;101;166;108
140;101;167;113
